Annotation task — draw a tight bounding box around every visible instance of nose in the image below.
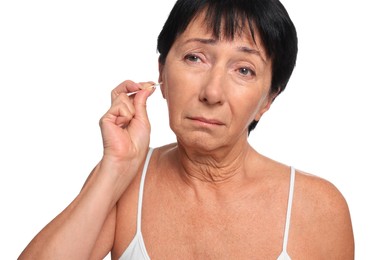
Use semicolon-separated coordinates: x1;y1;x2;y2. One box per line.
199;66;226;105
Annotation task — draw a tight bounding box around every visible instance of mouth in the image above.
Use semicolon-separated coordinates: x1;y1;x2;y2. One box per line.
187;116;225;126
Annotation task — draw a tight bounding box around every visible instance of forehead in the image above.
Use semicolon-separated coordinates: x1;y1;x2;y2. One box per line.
175;11;267;56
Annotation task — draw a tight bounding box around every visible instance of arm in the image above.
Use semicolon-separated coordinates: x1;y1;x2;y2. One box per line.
318;182;354;259
18;81;156;259
19;164;118;260
298;175;355;259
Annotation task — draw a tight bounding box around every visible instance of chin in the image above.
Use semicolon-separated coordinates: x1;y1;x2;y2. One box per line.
175;131;229;153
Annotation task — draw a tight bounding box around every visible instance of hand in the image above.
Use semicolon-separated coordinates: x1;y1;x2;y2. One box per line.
99;80;155;169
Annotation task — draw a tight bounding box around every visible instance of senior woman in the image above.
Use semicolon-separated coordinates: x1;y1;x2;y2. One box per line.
19;0;354;259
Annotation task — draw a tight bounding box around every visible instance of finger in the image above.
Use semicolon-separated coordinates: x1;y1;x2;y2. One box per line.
132;86;156;127
111;80;141;104
100;106;135;129
115;109;134;128
112;93;136;116
125;87;155;149
139;81;156;90
125;81;157;101
104;93;136;127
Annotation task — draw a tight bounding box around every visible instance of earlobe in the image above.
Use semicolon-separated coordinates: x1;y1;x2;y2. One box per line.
255;104;270;121
254;95;274;121
255;88;280;120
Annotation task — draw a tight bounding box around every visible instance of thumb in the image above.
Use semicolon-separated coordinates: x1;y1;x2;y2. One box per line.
132;86;155;127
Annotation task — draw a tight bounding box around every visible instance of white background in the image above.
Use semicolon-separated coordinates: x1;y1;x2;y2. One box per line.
1;0;373;259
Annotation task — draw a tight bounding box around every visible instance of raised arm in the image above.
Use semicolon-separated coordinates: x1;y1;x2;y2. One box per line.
19;81;156;259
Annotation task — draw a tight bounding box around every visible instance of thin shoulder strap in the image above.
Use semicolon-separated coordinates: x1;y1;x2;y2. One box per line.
136;148;154;233
282;166;296;252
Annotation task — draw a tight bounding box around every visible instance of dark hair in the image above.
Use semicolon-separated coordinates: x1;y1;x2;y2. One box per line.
157;0;298;133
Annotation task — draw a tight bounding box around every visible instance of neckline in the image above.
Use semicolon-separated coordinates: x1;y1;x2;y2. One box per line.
129;155;295;260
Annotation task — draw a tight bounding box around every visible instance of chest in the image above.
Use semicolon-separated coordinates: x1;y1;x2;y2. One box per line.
141;190;287;259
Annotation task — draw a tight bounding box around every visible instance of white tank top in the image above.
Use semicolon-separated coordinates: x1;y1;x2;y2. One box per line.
119;148;295;260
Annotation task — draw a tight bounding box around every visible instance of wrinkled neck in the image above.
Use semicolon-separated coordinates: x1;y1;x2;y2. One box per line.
176;141;252;185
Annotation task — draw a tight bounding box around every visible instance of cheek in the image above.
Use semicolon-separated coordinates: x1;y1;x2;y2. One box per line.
230;93;266;124
164;85;185;109
233;103;256;125
163;84;185;120
163;66;195;105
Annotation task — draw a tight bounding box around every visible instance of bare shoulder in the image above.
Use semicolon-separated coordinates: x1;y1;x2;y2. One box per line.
295;169;350;211
294;170;351;219
290;169;354;259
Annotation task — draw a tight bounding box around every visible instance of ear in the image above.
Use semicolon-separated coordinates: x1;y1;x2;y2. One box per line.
254;98;272;121
254;90;279;121
158;61;166;99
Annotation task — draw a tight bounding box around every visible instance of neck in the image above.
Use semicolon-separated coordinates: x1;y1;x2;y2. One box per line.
176;141;252;184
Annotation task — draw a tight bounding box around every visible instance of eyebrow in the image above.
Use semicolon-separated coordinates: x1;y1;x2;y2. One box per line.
236;46;267;63
184;37;218;45
183;37;267;63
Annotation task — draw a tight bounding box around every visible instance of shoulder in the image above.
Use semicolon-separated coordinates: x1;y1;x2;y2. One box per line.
294;170;350;219
295;170;347;208
291;169;354;258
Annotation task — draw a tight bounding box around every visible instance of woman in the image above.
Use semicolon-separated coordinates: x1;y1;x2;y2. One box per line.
19;0;354;259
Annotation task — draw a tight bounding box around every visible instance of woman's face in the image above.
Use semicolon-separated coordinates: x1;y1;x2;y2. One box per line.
159;13;274;151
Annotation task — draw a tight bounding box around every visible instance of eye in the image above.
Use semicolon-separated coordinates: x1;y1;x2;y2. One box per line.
238;67;255;76
185;54;201;63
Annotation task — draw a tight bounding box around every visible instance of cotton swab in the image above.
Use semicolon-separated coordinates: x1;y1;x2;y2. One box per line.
127;82;162;96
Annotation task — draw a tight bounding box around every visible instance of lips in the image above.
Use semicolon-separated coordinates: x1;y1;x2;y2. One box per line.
187;116;225;126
